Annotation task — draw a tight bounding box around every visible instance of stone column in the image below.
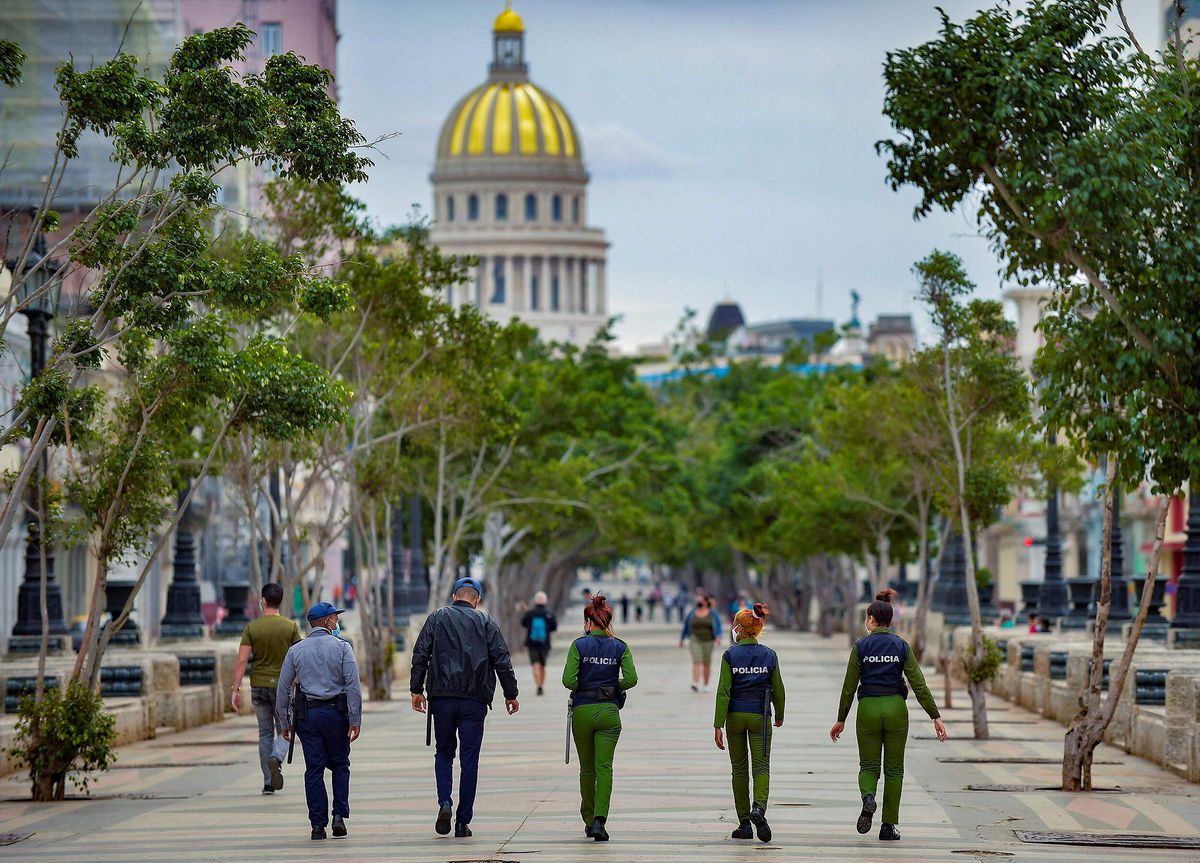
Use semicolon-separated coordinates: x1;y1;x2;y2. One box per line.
503;254;514;308
596;259;607;316
475;256;486;307
579;258;589;315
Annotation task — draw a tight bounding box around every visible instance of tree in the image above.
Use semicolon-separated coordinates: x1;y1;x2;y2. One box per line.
1;27;370;800
880;0;1200;783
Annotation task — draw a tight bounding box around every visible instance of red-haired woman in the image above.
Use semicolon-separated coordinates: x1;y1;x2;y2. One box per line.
713;602;784;842
829;589;947;841
562;595;638;842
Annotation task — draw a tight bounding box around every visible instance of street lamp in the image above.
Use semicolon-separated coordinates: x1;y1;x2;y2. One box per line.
1169;480;1200;647
7;234;69;655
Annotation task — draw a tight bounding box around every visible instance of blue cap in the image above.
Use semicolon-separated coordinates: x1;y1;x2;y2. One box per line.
306;600;345;620
453;577;484;596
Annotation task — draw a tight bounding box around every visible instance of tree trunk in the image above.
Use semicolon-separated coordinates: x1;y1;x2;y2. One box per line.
1062;486;1171;791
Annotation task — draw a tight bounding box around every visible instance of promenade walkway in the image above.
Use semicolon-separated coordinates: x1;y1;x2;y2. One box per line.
2;622;1198;862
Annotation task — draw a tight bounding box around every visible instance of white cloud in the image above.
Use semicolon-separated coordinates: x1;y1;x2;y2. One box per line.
581;122;679;180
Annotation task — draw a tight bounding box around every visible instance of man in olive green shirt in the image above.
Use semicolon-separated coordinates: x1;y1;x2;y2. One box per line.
232;583;301;795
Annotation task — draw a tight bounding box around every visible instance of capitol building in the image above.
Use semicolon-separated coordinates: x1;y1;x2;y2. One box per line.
429;5;609;347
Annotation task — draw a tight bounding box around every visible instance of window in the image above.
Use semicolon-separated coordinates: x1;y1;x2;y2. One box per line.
446;196;455;222
524;193;537;221
550;275;560;311
572;196;580;224
552;194;562;222
490;258;506;304
468;194;479;221
261;22;282;57
530;272;539;310
495;193;508;221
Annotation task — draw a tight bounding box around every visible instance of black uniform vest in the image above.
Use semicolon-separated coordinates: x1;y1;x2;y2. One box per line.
854;630;908;699
572;634;626;706
724;642;776;715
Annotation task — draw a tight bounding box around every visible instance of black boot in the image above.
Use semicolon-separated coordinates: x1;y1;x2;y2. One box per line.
310;826;326;840
435;802;452;835
879;823;901;841
455;822;472;838
749;803;772;843
856;793;876;834
731;820;754;839
590;816;609;842
332;815;347;838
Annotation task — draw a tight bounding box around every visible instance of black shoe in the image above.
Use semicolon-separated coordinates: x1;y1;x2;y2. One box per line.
857;794;876;834
332;815;347;838
455;822;472;838
590;816;608;842
731;820;754;839
436;802;453;835
749;803;771;843
268;755;284;790
311;826;326;840
537;686;544;696
585;821;595;838
261;784;274;795
879;823;900;841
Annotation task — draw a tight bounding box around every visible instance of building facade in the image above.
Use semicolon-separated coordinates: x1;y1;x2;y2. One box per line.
429;6;609;348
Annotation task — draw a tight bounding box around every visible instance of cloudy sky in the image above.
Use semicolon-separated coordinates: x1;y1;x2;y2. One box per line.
339;0;1161;351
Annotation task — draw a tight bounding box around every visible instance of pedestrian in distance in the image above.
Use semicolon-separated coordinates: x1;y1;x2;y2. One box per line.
829;589;947;842
647;585;660;621
521;590;558;696
618;593;630;624
714;602;784;843
275;601;362;841
410;577;520;839
563;594;638;842
634;590;645;622
680;595;722;692
231;583;302;796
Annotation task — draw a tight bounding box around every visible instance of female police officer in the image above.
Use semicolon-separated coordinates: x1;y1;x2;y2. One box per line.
713;602;784;843
562;594;637;842
829;589;947;841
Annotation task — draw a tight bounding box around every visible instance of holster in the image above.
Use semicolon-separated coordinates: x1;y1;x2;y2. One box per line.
295;695;309;723
335;692;349;715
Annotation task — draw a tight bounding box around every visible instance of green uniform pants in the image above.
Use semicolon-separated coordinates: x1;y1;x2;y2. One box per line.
572;703;622;824
855;694;908;824
725;711;772;821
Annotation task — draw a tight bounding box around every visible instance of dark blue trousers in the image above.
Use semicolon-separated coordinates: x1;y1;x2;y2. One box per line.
431;697;487;825
296;706;351;827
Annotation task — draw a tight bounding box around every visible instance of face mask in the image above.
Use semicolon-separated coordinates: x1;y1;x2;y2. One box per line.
332;626;342;638
732;625;742;641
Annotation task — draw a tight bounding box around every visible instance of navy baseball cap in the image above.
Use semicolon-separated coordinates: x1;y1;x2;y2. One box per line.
453;577;484;596
306;601;345;620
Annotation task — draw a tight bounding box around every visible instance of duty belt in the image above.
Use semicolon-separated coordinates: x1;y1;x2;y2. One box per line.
574;687;619;701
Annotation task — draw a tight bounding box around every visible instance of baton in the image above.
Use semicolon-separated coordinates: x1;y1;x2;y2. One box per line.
286;685;297;764
425;697;432;747
565;697;573;764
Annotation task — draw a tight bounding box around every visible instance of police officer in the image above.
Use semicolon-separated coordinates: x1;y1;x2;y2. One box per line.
829;589;947;841
276;601;362;841
562;594;637;842
713;602;784;843
410;577;519;839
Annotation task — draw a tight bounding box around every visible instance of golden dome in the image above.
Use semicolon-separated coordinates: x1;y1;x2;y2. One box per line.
437;80;579;161
493;6;524;33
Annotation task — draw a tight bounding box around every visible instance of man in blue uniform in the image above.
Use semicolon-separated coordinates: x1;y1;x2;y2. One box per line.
410;577;519;838
276;601;362;841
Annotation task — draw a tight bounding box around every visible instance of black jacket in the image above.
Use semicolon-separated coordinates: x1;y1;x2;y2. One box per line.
410;600;519;705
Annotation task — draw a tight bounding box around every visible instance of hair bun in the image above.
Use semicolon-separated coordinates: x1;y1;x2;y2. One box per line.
592;594;607;608
875;589;897;603
751;602;769;620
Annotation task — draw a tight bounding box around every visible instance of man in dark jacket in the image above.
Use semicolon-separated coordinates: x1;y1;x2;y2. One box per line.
410;577;519;838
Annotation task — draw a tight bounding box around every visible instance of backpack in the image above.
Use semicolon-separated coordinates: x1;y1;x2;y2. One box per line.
529;613;548;644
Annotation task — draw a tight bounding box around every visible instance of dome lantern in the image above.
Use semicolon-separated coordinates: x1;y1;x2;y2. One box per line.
491;3;527;78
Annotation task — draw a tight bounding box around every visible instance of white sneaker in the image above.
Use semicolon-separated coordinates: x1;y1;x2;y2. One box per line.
703;685;711;693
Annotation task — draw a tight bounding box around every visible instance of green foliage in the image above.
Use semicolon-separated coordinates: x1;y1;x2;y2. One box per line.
961;634;1004;683
8;681;117;798
880;0;1200;493
233;336;350;440
0;39;25;87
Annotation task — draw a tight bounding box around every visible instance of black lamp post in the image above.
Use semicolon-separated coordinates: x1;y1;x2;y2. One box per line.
932;525;970;625
1039;474;1069;626
160;485;206;640
1170;480;1200;647
1107;489;1132;623
7;238;69;655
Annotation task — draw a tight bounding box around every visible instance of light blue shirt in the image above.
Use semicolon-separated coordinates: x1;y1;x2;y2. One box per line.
275;627;362;726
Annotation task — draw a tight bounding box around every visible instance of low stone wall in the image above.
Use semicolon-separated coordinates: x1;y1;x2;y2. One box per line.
951;625;1200;783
